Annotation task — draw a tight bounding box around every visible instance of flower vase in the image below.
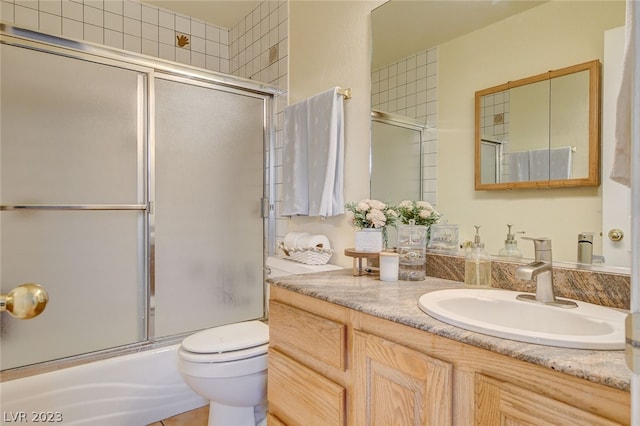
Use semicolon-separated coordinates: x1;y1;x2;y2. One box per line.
355;228;383;252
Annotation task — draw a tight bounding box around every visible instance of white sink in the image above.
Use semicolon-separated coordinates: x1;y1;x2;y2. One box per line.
418;289;626;350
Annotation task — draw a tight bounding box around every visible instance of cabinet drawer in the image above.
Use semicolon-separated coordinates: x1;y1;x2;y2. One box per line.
268;348;345;426
269;300;346;371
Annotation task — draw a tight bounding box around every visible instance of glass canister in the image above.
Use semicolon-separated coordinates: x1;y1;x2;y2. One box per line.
397;220;427;281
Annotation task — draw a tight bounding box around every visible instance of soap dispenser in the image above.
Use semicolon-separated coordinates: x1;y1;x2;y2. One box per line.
464;225;492;288
498;224;523;258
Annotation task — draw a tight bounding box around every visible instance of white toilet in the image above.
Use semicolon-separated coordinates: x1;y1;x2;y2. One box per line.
177;320;269;426
177;256;342;426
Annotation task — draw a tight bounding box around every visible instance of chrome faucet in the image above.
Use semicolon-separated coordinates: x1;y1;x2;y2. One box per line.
515;237;577;308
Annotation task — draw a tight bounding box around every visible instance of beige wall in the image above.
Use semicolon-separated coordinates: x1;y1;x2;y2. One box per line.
438;0;624;261
287;0;384;267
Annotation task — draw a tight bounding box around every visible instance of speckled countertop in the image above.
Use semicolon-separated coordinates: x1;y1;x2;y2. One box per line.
268;269;632;392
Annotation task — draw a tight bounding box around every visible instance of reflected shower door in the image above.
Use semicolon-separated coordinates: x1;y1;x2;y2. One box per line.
0;44;147;370
153;77;266;337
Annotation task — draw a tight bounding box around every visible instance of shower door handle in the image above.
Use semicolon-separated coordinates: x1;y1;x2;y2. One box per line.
0;283;49;319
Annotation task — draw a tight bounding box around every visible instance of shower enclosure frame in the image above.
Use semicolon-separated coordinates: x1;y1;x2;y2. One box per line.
0;24;279;380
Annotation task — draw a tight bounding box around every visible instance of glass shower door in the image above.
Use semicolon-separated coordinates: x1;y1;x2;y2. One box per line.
0;44;148;370
153;77;266;337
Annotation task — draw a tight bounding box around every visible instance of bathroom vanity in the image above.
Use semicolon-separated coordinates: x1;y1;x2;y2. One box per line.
266;270;630;425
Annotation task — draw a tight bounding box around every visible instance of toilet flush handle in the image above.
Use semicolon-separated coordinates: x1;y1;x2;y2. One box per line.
0;283;49;319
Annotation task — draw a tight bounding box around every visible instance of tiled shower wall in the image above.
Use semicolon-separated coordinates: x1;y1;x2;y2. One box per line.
1;0;289;250
371;47;438;207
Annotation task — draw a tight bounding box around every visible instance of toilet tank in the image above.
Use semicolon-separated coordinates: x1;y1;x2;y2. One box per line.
266;256;342;278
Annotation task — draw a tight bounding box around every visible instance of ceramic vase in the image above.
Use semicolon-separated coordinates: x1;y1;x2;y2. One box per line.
355;228;383;252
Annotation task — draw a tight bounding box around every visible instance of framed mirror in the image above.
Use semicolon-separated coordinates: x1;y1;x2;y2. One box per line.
475;60;601;190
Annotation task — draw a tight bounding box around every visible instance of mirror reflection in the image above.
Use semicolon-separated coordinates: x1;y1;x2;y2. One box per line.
476;60;600;188
370;110;425;203
371;0;628;268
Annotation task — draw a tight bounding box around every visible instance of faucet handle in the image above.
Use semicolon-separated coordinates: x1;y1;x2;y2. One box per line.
522;237;552;261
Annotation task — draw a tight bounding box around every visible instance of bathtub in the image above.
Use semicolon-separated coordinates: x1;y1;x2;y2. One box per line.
0;344;207;425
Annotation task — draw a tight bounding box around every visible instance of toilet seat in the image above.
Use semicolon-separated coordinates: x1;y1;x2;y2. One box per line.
179;342;268;363
179;320;269;363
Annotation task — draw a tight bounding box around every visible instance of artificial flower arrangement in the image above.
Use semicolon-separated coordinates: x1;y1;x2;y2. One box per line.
396;200;441;227
344;199;399;229
345;199;399;250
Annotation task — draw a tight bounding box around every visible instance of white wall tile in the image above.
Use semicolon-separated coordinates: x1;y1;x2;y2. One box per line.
141;21;156;41
39;0;61;16
39;11;62;34
174;14;188;33
140;3;156;24
1;1;15;23
122;0;139;19
62;0;82;21
157;8;172;28
158;41;173;61
104;27;122;48
84;22;103;43
104;10;121;30
16;0;37;9
158;26;172;45
84;4;103;26
103;0;122;15
62;16;82;38
15;4;38;28
123;15;140;36
123;32;140;52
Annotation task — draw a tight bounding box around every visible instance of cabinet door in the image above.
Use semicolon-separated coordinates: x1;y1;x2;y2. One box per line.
475;374;623;425
353;331;453;425
268;348;345;426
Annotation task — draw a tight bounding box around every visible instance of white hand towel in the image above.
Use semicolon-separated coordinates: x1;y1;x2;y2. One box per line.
528;148;549;181
549;146;573;180
281;87;345;217
282;100;310;216
306;87;345;217
508;151;530;182
610;0;635;188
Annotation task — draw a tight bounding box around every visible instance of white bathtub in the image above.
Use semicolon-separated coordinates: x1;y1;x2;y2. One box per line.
0;344;207;425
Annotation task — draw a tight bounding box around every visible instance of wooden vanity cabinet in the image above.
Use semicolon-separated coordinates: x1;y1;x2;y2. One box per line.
267;287;630;426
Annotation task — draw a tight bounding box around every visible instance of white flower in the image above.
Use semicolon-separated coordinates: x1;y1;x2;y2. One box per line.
416;201;432;211
419;209;431;219
398;200;413;209
356;201;370;211
366;208;387;228
368;199;387;210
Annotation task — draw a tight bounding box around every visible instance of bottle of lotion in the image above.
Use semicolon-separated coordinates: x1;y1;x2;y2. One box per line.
465;225;492;288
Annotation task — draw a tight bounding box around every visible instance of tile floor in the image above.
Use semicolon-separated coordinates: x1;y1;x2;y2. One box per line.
147;405;208;426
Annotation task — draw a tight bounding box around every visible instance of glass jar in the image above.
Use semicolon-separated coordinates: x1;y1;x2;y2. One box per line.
397;221;427;281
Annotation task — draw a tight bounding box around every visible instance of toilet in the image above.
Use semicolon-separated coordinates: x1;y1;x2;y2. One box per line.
177;256;342;426
177;321;269;426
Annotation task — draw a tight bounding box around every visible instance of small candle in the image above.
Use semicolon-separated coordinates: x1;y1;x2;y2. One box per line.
379;252;399;281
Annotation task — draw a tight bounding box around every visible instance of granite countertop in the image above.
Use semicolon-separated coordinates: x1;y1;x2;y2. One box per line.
268;269;632;392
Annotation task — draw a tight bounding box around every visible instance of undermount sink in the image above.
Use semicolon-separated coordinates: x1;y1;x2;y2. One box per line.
418;289;626;350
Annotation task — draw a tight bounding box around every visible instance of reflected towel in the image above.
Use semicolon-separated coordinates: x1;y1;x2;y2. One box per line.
610;0;635;188
508;151;530;182
549;146;573;180
281;87;345;217
528;148;549;181
282;100;310;216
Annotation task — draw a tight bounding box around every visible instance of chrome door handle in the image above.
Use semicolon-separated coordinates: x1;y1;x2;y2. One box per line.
0;283;49;319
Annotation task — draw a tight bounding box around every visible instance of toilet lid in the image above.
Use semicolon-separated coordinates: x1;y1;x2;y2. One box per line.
182;320;269;354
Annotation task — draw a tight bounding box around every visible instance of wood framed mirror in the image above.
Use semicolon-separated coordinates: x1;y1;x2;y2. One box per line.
474;60;601;190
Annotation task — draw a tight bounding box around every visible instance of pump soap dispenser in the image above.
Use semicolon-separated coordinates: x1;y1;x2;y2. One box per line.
464;226;492;288
498;224;523;258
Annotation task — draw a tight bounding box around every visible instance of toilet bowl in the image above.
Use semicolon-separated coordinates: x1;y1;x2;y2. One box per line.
177;320;269;426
